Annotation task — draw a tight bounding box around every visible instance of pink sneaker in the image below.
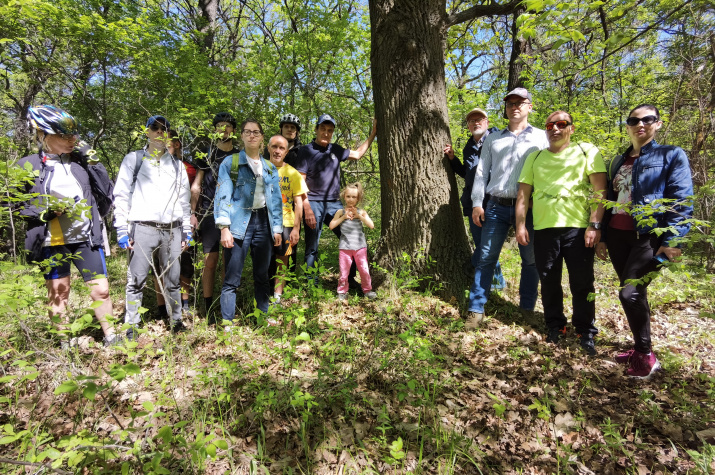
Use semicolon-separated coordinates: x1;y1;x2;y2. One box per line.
626;351;661;379
615;349;636;364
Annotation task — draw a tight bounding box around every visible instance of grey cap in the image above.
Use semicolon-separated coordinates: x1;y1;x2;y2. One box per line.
503;88;532;102
316;113;337;127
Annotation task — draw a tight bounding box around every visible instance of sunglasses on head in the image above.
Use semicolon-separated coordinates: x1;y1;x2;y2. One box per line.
545;120;572;131
625;115;658;126
149;123;167;132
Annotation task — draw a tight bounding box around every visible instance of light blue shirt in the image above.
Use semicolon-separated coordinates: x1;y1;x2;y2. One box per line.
471;124;548;206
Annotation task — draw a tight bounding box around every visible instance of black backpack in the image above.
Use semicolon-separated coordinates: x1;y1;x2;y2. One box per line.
71;141;115;218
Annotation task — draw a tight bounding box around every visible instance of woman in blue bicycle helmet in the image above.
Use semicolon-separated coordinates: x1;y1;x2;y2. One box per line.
18;105;120;348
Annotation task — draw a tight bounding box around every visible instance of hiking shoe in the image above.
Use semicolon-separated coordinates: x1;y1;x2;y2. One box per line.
170;321;187;334
579;335;597;357
103;334;124;347
364;291;377;300
626;351;661;379
615;348;636;364
126;327;138;342
465;312;484;330
546;326;566;344
337;293;348;301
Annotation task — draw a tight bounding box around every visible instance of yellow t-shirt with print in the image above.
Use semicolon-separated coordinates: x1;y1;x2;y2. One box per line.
277;163;309;227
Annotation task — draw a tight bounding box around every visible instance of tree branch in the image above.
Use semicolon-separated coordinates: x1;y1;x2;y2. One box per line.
447;0;522;28
554;0;693;81
0;458;72;475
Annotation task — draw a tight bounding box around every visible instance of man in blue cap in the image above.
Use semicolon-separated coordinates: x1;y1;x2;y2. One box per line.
292;114;377;285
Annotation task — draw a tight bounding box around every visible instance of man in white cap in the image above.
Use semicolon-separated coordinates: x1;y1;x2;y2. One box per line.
466;88;548;329
444;107;505;288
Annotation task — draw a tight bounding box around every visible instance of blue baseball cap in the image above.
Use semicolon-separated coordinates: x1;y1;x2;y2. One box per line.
146;115;170;130
316;114;336;127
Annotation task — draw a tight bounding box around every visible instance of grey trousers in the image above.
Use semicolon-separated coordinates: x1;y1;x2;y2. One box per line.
125;223;182;325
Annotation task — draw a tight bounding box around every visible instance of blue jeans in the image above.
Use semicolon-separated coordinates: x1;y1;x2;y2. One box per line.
220;209;272;321
469;218;506;290
467;202;538;313
304;199;344;282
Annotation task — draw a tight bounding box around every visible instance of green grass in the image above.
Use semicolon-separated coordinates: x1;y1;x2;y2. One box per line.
0;231;714;473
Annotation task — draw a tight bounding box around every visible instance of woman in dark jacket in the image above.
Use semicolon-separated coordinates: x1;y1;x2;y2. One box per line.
596;103;693;379
18;105;120;347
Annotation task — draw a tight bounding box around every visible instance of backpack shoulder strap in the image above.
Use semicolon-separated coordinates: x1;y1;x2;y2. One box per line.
128;150;145;198
230;154;240;182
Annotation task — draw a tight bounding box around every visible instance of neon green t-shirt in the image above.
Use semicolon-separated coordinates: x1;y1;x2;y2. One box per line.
518;142;606;230
277;163;309;227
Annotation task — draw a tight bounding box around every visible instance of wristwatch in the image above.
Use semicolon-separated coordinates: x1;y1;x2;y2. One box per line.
218;224;229;230
589;222;602;230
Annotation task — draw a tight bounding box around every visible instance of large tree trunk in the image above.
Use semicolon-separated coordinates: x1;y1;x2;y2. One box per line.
369;0;471;299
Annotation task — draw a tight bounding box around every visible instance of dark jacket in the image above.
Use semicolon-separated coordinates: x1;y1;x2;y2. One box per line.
603;140;693;247
16;153;104;262
448;127;499;216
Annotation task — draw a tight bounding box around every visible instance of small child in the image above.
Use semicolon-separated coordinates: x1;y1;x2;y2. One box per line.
329;182;377;300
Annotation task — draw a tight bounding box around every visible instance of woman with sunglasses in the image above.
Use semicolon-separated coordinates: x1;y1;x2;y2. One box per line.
214;119;283;326
18;105;119;348
596;104;693;379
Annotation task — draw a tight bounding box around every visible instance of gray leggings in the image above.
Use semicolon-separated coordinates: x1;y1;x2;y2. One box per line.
125;223;182;325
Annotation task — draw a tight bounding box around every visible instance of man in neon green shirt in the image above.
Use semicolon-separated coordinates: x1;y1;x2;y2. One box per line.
515;111;607;356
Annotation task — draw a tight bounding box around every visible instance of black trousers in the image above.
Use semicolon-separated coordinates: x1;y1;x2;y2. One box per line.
606;228;661;353
534;227;598;337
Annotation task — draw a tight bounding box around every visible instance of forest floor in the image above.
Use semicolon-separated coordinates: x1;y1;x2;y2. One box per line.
1;239;715;474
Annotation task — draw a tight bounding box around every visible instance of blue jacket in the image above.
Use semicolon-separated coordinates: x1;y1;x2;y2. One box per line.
448;127;499;216
603;140;693;247
214;150;283;240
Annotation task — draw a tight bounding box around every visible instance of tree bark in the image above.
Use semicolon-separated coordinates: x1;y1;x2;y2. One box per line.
369;0;471;299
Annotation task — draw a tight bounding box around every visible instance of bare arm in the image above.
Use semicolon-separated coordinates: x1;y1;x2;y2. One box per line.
290;194;304;245
348;119;378;160
585;172;607;248
190;169;203;229
329;209;346;230
358;209;374;229
515;183;532;246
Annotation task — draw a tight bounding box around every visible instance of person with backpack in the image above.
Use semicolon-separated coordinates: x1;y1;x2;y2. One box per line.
214;119;283;325
18;105;120;348
191;112;241;323
113;115;192;340
515;110;607;356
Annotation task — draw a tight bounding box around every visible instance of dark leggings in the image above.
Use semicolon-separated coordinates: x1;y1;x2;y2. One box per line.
606;228;661;353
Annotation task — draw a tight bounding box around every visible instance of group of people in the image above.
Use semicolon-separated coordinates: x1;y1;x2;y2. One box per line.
19;107;378;346
444;88;693;379
18;91;694;381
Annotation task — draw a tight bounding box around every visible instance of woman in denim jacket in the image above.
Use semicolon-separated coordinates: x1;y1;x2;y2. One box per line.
596;104;693;379
214;119;283;324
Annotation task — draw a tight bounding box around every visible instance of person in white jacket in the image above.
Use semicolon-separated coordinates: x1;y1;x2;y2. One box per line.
113;115;192;340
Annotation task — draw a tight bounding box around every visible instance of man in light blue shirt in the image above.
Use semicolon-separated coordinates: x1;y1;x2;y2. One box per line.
466;88;548;328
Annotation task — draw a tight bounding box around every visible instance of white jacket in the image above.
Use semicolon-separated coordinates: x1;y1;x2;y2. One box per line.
113;148;191;237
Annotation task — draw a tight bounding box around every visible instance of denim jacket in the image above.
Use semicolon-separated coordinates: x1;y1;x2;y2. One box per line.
603;140;693;247
214;150;283;240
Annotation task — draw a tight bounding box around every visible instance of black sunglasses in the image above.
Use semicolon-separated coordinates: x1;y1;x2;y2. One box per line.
149;123;167;132
625;115;658;126
545;120;572;131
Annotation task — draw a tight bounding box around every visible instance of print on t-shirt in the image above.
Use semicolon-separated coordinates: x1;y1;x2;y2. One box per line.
613;160;634;215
